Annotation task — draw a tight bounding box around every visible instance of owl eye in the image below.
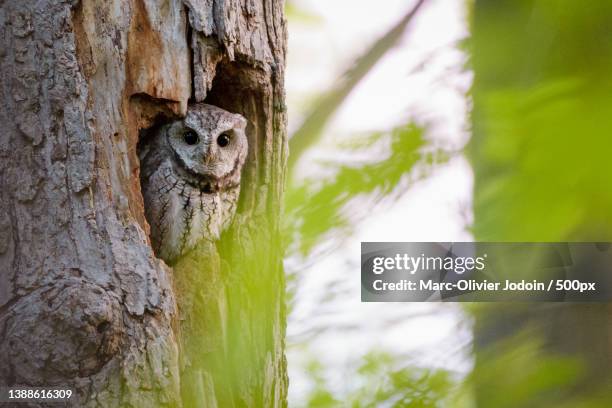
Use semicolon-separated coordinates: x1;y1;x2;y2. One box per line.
183;130;199;145
217;132;231;147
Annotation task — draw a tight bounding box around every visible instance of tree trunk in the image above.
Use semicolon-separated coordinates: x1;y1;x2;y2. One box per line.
0;0;287;406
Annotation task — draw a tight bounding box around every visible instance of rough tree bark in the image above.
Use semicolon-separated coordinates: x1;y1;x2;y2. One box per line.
0;0;287;406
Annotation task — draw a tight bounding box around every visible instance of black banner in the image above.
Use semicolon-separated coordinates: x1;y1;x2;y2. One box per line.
361;242;612;302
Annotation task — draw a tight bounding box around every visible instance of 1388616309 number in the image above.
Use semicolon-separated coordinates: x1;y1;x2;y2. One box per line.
1;387;74;402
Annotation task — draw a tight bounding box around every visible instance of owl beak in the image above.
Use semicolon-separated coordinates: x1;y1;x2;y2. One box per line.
203;142;213;164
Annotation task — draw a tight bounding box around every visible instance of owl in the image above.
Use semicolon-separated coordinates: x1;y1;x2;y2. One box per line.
139;104;248;263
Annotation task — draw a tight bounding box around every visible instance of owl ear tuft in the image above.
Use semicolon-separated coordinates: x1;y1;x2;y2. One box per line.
234;114;248;130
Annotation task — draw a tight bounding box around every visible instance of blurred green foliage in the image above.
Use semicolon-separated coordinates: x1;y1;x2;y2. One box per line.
301;352;460;408
469;0;612;241
285;125;429;254
285;0;612;408
288;0;427;174
470;330;583;408
284;0;434;255
283;1;461;406
469;321;612;408
287;0;612;405
469;1;612;407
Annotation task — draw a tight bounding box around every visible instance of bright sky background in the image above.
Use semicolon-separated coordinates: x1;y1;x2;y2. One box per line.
285;0;473;403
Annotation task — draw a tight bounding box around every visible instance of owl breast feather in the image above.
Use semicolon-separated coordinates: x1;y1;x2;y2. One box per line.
142;159;240;263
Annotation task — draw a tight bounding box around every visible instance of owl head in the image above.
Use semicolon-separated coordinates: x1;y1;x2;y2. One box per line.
165;104;248;192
